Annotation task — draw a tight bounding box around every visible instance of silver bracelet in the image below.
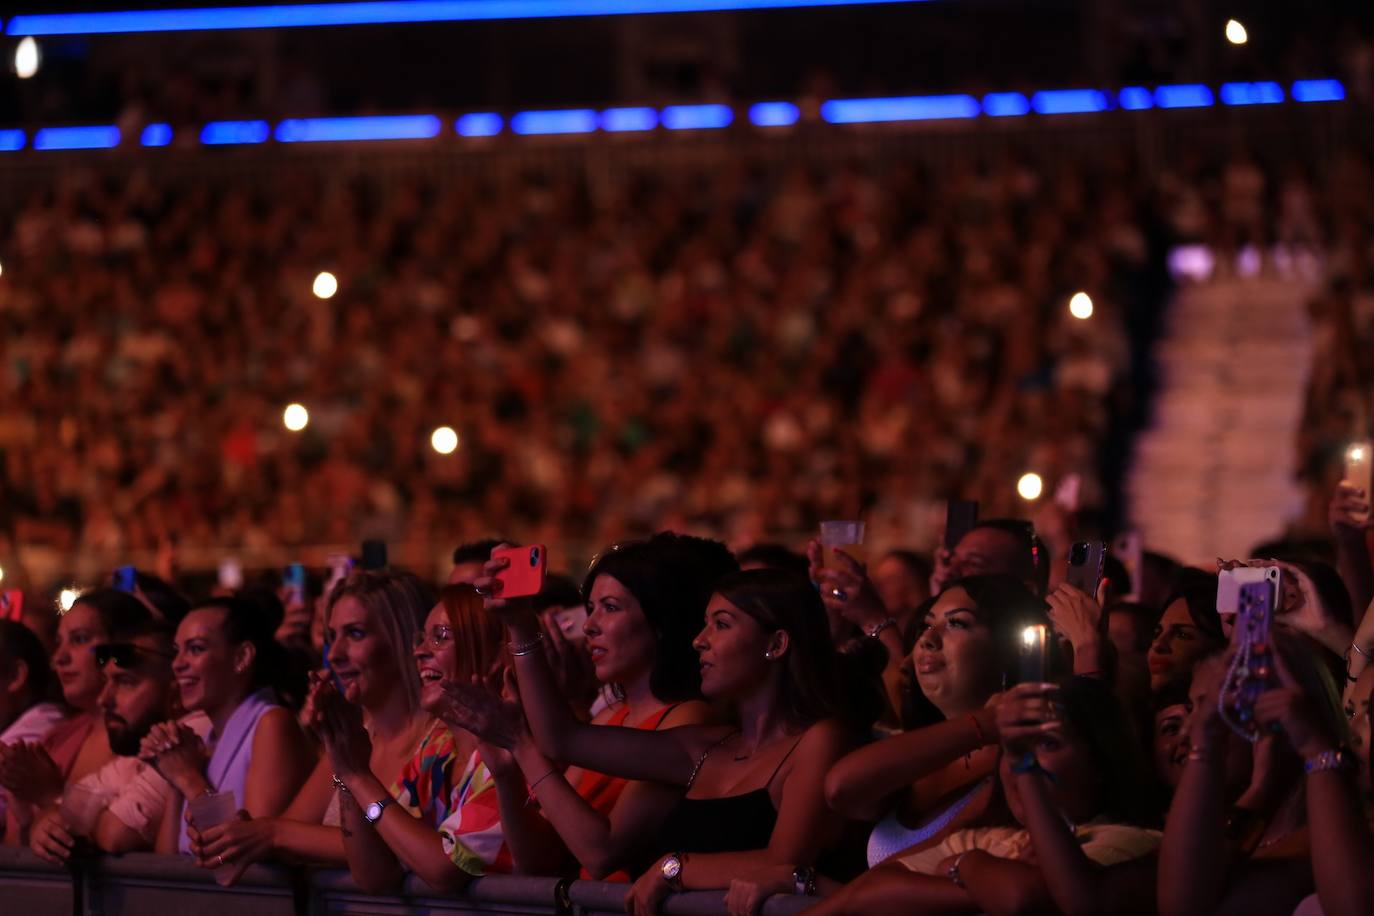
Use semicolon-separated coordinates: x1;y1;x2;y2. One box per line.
947;851;971;888
1351;643;1371;661
331;774;352;795
509;631;546;657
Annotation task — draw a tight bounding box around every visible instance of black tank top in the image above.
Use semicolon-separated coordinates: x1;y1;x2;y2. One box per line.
652;733;804;855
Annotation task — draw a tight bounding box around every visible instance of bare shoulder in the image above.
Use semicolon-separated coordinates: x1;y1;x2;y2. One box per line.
254;706;304;745
656;699;715;729
796;718;856;760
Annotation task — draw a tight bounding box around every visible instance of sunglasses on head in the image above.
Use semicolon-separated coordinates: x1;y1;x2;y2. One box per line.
94;642;175;669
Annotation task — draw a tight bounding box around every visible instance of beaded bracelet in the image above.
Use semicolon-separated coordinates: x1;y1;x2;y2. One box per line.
1304;748;1354;775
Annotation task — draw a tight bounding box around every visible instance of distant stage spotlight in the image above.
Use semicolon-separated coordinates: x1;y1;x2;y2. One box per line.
312;271;338;299
431;426;459;455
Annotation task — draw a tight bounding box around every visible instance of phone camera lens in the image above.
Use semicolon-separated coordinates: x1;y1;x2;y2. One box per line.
530;548;539;565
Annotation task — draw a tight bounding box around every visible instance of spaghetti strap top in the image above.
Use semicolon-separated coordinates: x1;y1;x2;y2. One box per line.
651;733;805;856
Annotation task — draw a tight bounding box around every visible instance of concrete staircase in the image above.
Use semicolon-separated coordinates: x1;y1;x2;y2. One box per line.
1126;277;1314;564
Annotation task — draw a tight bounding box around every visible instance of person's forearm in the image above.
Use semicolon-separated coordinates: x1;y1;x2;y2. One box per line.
490;764;565;875
825;715;988;820
1071;635;1108;677
1306;768;1374;916
513;740;623;877
166;769;213;803
268;818;347;865
678;850;786;891
959;850;1053;916
1016;771;1105;916
340;770;466;892
508;619;586;760
337;785;406;893
1158;737;1231;916
1336;533;1374;626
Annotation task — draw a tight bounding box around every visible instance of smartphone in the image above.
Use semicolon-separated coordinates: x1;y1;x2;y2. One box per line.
1217;565;1283;618
1112;530;1143;600
283;563;306;606
945;500;980;550
361;539;387;571
1066;541;1106;599
492;545;547;599
114;565;137;593
1017;624;1049;685
0;590;22;622
218;558;243;591
1347;441;1373;523
1223;580;1277;741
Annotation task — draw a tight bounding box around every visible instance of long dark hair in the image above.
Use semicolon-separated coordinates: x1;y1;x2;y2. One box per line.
583;532;740;704
1161;568;1223;642
943;574;1058;687
713;568;885;733
192;596;303;705
1055;675;1155;825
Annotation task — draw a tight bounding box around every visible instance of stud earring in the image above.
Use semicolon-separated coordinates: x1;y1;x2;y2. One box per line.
764;651;774;660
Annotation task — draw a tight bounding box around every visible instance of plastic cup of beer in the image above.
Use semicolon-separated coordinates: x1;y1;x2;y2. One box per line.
819;520;866;568
188;791;240;885
59;783;105;837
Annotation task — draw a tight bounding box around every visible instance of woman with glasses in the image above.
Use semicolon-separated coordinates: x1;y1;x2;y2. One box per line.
309;583;559;891
137;596;314;858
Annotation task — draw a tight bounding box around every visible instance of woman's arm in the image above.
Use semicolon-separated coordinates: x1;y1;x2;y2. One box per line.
502;611;712;784
958;850;1057;916
335;779;408;893
1014;767;1157;916
482;747;566;876
1157;717;1234;916
512;702;707;878
152;791;180;855
243;708;315;819
803;863;976;916
825;712;993;821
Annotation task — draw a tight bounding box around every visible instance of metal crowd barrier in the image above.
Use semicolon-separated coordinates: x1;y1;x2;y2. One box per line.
0;848;813;916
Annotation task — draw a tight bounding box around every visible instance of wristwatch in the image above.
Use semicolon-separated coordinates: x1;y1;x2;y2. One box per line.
660;853;685;891
363;796;395;825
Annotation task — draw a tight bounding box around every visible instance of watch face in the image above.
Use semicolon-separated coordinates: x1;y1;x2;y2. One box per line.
366;801;384;822
661;857;682;880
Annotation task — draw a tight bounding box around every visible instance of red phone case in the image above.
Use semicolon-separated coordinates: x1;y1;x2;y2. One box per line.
493;545;547;599
1;590;23;621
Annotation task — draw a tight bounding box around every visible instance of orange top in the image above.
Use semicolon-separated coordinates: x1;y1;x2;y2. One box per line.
576;703;679;882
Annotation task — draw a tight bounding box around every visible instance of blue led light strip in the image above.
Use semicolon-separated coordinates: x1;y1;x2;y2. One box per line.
33;125;121;150
275;114;442;142
0;78;1349;152
821;94;979;123
7;1;923;36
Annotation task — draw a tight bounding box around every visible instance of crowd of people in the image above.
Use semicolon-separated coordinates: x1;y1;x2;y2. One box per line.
0;486;1373;916
0;147;1181;577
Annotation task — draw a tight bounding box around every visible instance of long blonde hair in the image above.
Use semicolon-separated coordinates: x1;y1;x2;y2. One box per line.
326;569;433;716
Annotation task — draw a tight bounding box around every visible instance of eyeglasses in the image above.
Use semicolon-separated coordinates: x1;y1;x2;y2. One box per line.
412;625;454;650
94;642;176;669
